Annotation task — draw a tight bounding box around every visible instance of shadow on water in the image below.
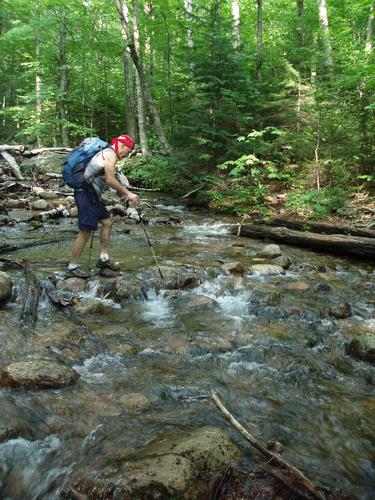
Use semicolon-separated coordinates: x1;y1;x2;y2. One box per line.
0;196;375;498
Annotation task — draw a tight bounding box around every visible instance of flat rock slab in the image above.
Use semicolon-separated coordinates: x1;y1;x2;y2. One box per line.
249;264;284;276
0;359;80;389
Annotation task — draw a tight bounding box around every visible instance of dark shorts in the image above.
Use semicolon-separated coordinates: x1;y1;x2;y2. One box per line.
74;190;110;231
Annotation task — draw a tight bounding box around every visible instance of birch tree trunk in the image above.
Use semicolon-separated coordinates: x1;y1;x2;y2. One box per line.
132;0;151;155
231;0;240;49
365;0;374;57
59;9;69;147
115;0;173;155
317;0;334;73
256;0;263;82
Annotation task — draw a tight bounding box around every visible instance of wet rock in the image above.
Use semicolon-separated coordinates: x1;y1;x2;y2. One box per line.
119;393;151;412
32;186;45;195
31;199;49;210
0;359;80;389
249;264;284;276
68;426;240;499
98;268;118;278
0;271;13;303
260;244;281;258
329;301;352;319
271;255;291;269
313;281;333;292
289;281;311;292
184;295;217;310
289;262;317;273
69;207;78;217
348;334;375;363
5;198;26;209
74;297;116;315
232;242;246;248
39;191;58;200
221;261;245;274
60;277;88;293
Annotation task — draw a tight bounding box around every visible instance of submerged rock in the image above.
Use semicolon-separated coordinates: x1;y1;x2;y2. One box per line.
329;300;352;319
348;334;375;363
60;277;88;293
67;426;241;499
0;271;12;304
0;359;80;389
221;261;245;275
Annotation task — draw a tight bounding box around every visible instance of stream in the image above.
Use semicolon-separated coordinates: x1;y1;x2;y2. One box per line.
0;194;374;499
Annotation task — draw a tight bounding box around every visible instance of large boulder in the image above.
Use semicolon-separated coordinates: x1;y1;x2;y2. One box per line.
0;272;12;304
260;244;281;258
0;359;80;389
66;426;241;499
21;151;68;175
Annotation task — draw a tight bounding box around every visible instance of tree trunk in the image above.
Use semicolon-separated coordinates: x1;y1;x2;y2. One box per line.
59;9;69;147
317;0;334;72
115;0;173;155
365;0;374;55
231;0;240;48
296;0;304;49
234;224;375;259
123;49;137;139
256;0;263;82
35;34;42;147
132;0;151;155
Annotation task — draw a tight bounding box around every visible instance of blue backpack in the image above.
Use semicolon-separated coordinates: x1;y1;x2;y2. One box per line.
62;137;110;189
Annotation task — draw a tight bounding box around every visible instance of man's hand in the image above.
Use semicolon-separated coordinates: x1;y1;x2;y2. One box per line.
127;192;139;207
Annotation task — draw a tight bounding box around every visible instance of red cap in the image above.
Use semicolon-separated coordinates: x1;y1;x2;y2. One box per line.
111;134;135;154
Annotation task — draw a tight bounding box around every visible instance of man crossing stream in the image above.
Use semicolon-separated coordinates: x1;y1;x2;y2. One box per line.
66;134;139;277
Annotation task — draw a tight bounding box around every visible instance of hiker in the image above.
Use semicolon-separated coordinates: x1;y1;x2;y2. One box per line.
67;134;139;277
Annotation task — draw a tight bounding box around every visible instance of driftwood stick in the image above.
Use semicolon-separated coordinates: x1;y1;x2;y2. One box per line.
182;182;205;199
0;144;27;153
261;463;314;499
211;393;325;500
0;151;24;180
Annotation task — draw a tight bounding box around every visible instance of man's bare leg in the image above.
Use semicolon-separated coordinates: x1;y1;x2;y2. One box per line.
69;229;91;266
99;218;114;257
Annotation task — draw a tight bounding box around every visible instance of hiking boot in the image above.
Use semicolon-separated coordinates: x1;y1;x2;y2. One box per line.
66;267;91;279
95;259;120;271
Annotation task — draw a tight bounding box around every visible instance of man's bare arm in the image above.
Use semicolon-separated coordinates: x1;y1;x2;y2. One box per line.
104;152;139;206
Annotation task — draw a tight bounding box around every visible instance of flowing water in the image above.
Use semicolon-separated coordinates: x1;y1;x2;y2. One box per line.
0;195;374;499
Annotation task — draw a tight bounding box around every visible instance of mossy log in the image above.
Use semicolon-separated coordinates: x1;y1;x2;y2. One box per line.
234;223;375;259
255;216;375;238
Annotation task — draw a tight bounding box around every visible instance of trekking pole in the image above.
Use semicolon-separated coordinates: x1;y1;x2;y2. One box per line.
135;208;164;279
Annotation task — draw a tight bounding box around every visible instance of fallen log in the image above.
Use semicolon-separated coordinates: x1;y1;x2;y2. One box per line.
31;204;70;222
20;267;40;331
0;151;24;180
0;257;68;270
234;224;375;259
0;144;27;153
255;216;375;239
0;238;61;254
211;392;325;500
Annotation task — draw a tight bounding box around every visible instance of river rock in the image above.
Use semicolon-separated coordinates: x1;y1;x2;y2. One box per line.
289;262;317;273
39;191;58;200
60;277;88;293
69;207;78;217
68;426;240;499
348;334;375;363
272;255;291;269
329;301;352;319
74;297;116;315
249;264;284;276
221;261;245;274
32;186;45;195
289;281;311;292
260;244;281;257
184;295;217;309
6;198;25;208
0;359;80;389
0;271;13;303
119;393;151;412
31;199;49;210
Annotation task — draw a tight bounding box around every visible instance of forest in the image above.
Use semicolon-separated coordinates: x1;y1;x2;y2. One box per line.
1;0;374;219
